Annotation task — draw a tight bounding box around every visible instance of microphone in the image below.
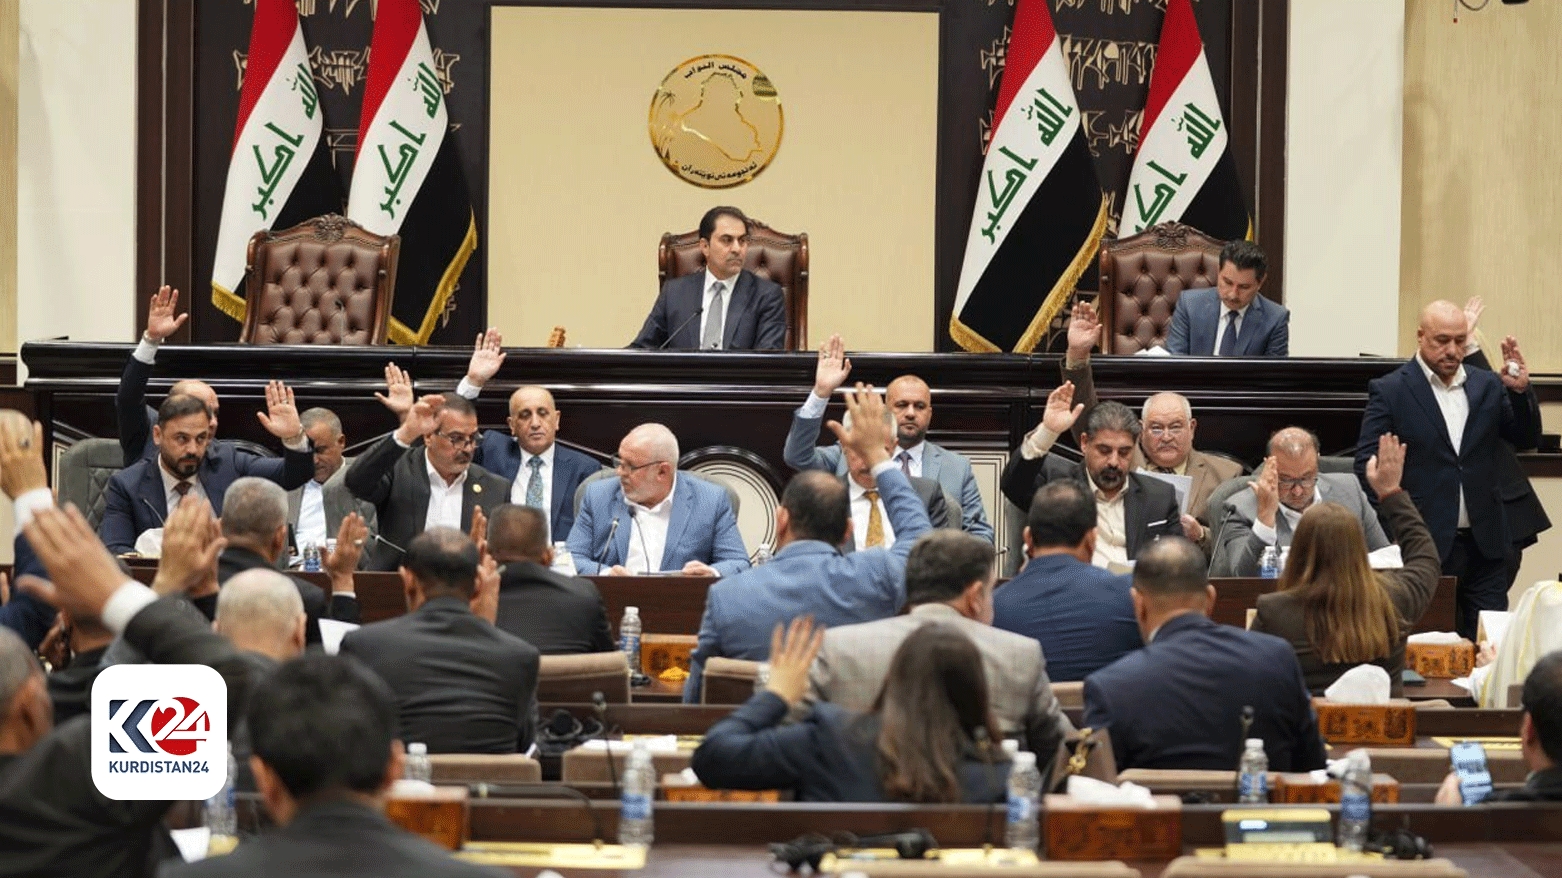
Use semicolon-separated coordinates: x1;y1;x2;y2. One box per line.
629;508;653;574
656;305;704;351
592;691;620;799
368;532;407;556
141;497;166;526
597;516;620;570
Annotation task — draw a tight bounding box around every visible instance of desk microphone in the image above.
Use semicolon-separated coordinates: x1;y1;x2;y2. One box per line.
591;691;620;799
597;517;620;568
656;306;704;351
367;532;406;556
141;497;166;526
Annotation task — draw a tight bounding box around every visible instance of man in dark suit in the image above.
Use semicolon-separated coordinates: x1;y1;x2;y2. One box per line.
346;391;511;571
116;285;221;466
629;206;787;350
993;481;1142;682
486;504;615;655
339;528;540;754
1165;240;1289;357
99;385;315;555
1083;537;1326;772
289;407;378;554
1001;385;1182;567
1437;651;1562;805
162;655;509;878
1465;343;1552;588
1355;300;1542;639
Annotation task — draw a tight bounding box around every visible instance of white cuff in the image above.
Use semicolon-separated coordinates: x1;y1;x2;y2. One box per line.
1252;520;1279;546
393;432;413;449
132;337;160;364
456;377;482;400
798;392;830;419
100;581;158;635
281;432;311;453
332;591;357;599
869;459;898;478
13;488;54;536
1020;425;1060;460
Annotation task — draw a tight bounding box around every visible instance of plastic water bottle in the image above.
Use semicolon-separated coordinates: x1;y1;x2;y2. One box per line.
1337;749;1373;852
753;543;774;566
1258;546;1279;579
551;541;577;576
204;743;237;855
302;543;321;573
405;742;432;783
619;606;643;671
1004;751;1042;851
619;741;656;847
1237;738;1269;803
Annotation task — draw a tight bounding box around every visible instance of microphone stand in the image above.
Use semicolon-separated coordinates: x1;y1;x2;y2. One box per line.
592;691;620;803
655;306;704;351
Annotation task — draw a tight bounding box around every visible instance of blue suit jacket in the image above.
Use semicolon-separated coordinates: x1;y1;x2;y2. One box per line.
1355;357;1541;561
628;269;787;350
683;466;932;701
1083;613;1326;772
0;534;57;649
566;473;750;577
1165;287;1290;357
472;435;601;543
993;554;1142;683
97;443;314;555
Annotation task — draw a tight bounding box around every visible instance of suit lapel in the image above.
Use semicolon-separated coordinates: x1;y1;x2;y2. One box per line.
1403;362;1457;453
549;453;574;527
141;464;168;523
1193;293;1218;354
660;476;694;570
1122;477;1146;556
921;444;942;484
674;275;705;349
1459;374;1494;455
407;448;433;525
722;272;751;348
1238;298;1265;356
286;485;303;524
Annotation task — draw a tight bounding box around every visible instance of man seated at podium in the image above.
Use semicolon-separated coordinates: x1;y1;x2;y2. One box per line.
1164;240;1289;357
566;423;749;577
628;206;787;351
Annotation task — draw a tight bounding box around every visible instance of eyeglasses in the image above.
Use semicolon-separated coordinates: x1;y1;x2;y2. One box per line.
435;431;478;449
1146;423;1188;438
612;456;665;474
1278;474;1318;490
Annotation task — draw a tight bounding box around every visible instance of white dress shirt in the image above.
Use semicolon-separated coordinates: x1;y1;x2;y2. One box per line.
1252;487;1322;546
700;269;734;350
849;478;898;548
424;456;468;531
1212;302;1252;355
1416;354;1471;528
1087;471;1129;568
158;460;207;514
510;444;556;532
624;479;677;574
296;479;328;547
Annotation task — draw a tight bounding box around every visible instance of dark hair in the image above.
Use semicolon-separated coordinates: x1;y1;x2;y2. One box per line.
402;527;479;597
781;471;849;545
1219;239;1268;281
247;654;398;801
1027;481;1097;549
438;394;477;419
698;206;750;241
486;504;549;563
1131;536;1208;597
871;624;1000;803
157;394;210;426
1083;400;1141;440
1523;651;1562;764
904;531;995;606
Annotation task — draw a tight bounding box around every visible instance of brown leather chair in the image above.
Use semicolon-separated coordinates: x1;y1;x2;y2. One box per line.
1096;221;1224;354
239;214;399;345
701;657;762;705
657;218;809;350
535;652;630;704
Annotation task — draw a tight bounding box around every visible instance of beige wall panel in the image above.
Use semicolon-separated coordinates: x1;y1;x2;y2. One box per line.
1513;475;1562;604
1401;0;1562;370
488;7;938;351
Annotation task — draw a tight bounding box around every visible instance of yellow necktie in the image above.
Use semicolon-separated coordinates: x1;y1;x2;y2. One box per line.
864;489;884;548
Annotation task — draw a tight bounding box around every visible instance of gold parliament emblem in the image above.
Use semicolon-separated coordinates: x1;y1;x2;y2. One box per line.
649;55;783;189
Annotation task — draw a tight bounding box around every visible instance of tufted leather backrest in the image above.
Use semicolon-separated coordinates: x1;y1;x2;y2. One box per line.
1097;221;1224;354
658;217;809;350
56;438;125;530
240;214;399;345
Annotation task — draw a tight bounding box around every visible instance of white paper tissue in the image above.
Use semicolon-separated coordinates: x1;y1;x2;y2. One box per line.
1406;632;1464;645
1323;664;1391;704
1065;774;1157;808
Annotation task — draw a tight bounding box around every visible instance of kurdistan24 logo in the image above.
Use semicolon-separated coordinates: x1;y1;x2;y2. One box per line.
92;664;227;800
107;697;211;756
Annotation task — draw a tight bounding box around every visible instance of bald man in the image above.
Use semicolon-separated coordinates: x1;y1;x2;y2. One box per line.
566;423;749;577
456;331;602;542
1356;300;1541;639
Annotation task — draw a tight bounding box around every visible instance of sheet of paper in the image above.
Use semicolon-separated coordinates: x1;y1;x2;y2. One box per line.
317;619;360;656
1367;544;1403;569
1139;471;1192;516
1478;611;1512;648
169;827;210;863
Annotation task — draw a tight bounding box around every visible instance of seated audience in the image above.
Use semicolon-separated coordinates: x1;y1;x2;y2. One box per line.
808;530;1070;754
214;569;308;791
785;334;993;541
992;482;1142;682
685;386;931;701
116;285;222;465
1438;650;1562;804
1252;434;1441;695
290;406;378;554
1165;240;1289;357
455;331;601;542
486;504;616;654
346;385;510;571
693;617;1009;803
99;383;314;554
339;528;540;754
566;423;748;577
1083;537;1326;772
1001;383;1181;567
1212;426;1390;577
162;655;509;877
629;205;787;351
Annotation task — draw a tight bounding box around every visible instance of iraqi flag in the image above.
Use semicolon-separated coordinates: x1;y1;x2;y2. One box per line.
1121;0;1250;241
347;0;477;345
951;0;1109;354
210;0;343;324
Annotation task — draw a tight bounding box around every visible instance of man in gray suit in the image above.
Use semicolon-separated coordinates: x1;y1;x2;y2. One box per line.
290;407;377;554
1212;427;1390;576
784;333;993;541
807;530;1071;755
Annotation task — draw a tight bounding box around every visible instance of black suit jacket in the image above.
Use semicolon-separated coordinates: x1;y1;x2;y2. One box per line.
339;596;541;754
1083;613;1327;773
214;546;360;646
47;645;108;726
343;434;512;571
1355;357;1541;561
1464;350;1551;550
493;560;616;655
1001;453;1182;559
628;269;787;350
470;436;601;542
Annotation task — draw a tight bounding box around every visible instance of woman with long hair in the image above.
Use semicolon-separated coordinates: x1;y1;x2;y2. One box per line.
692;617;1010;803
1252;434;1443;695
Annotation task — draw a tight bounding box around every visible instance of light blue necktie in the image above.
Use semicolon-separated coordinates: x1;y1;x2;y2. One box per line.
524;456;545;510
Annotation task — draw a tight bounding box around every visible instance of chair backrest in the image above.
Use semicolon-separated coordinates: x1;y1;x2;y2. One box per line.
1317;455;1355;474
428;753;542;785
535;651;630;704
658;217;809;350
701;657;762;705
56;438;127;530
240;214;399;345
1052;681;1084;711
1097;221;1224;354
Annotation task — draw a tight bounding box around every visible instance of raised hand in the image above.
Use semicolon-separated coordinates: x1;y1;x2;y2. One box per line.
0;414;47;500
812;334;852;397
1251;457;1280;528
1499;335;1530;392
1463;296;1484;334
1066;300;1101;362
375;363;416;420
322;512;369;591
19;505;138;622
145;285;188;342
256;380;304;441
1041;381;1085;436
465;328;506;388
824;383;892;470
1179;514;1205;543
468;506;489;555
151;497;225;597
1365;433;1406;500
470;550;500;623
764;615;826;706
394;394;446;445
